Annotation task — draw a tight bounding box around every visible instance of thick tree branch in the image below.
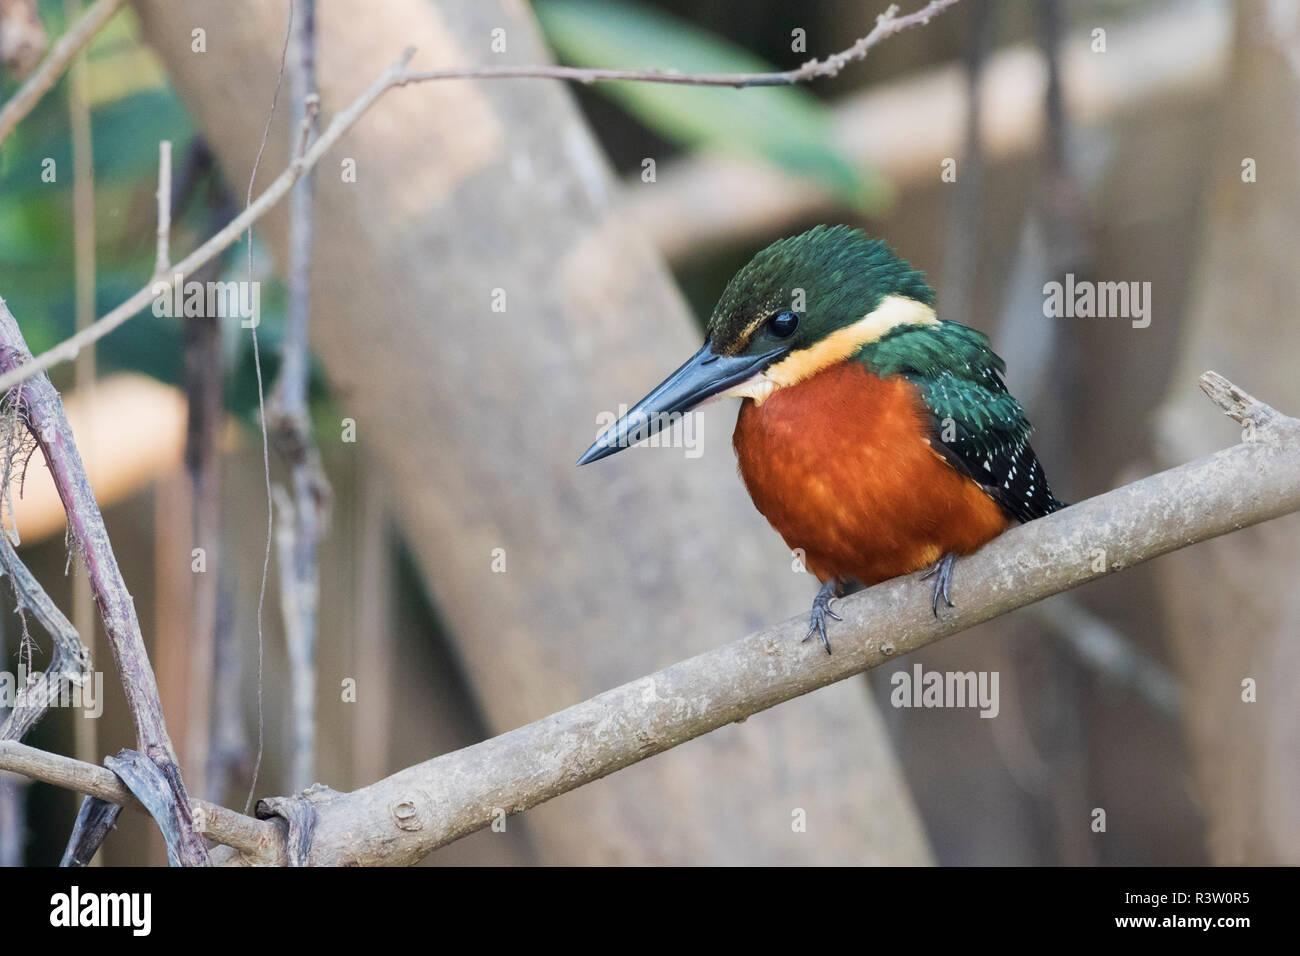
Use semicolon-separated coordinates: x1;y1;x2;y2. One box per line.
3;371;1294;865
0;0;962;396
197;371;1293;866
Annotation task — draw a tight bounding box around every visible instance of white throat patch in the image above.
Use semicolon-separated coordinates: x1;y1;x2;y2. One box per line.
717;295;938;406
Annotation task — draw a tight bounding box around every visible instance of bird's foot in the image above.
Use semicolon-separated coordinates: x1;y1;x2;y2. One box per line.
920;552;957;617
802;579;842;655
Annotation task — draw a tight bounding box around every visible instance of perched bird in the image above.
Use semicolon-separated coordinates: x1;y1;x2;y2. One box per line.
578;225;1065;653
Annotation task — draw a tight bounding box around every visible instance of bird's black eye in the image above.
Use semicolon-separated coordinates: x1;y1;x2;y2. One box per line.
768;310;800;338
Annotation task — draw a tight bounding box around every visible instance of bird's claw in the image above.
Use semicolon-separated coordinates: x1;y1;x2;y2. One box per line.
802;580;841;654
922;552;957;617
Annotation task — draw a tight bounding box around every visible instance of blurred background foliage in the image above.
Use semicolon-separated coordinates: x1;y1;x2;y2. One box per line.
536;0;893;211
0;1;332;423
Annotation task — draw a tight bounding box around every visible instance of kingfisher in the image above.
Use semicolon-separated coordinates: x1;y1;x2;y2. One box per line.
578;225;1065;653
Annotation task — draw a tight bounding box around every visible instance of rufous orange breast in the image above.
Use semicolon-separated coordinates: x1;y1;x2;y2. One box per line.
732;361;1011;586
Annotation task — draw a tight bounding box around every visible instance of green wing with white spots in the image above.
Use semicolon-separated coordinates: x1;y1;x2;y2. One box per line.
855;320;1065;522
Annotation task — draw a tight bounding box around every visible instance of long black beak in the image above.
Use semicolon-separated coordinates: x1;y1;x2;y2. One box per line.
578;343;786;466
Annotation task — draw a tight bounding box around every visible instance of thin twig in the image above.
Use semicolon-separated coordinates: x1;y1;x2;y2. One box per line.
402;0;961;87
0;0;963;396
0;0;123;146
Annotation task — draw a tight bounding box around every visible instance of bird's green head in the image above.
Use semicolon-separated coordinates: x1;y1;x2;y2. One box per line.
578;225;936;465
705;224;934;363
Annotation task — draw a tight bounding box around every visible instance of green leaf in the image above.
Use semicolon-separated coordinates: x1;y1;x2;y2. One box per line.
533;0;892;212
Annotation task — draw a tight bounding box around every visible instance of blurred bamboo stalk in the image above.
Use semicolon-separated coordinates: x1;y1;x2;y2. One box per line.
205;576;248;805
152;467;193;854
350;464;391;787
181;257;223;805
166;136;242;807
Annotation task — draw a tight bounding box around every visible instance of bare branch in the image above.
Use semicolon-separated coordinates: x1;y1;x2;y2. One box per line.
402;0;961;87
0;0;963;395
0;295;208;865
0;740;278;860
0;0;123;146
0;537;92;742
1199;370;1277;432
